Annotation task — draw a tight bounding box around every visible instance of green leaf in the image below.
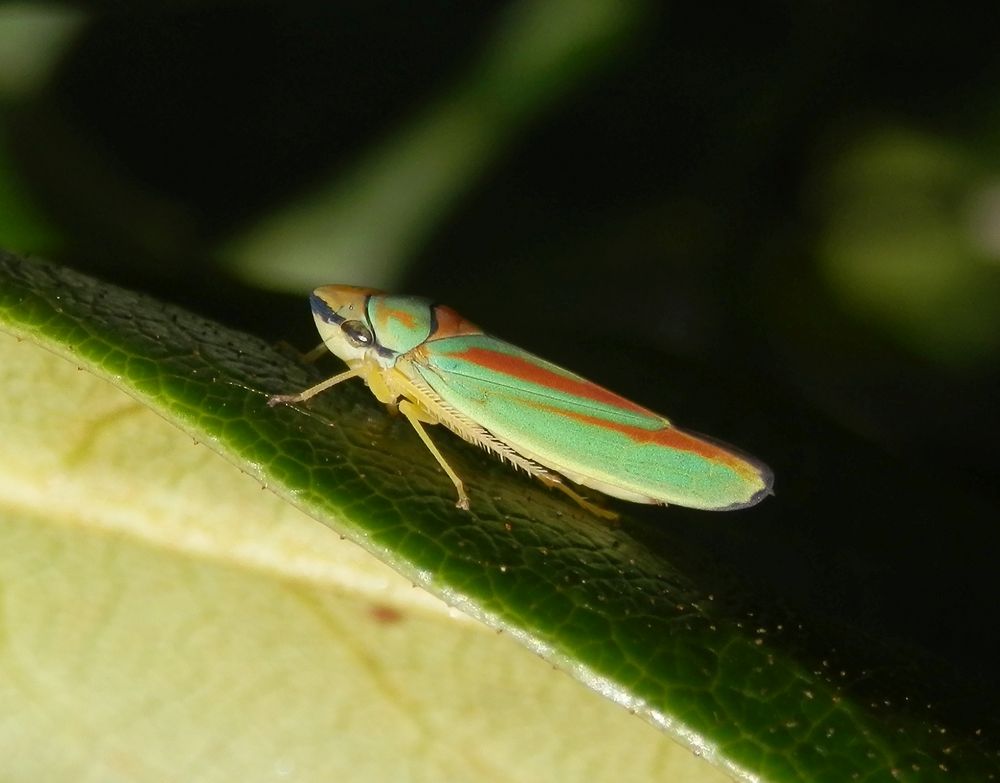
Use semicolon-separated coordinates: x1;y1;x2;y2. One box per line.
0;252;997;782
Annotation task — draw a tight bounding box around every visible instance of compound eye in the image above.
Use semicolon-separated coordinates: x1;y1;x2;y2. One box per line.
341;319;374;347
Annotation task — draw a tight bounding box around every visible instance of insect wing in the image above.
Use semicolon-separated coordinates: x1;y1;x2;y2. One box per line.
413;334;772;510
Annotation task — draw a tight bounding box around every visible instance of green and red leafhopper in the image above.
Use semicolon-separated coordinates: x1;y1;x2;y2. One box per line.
270;285;773;516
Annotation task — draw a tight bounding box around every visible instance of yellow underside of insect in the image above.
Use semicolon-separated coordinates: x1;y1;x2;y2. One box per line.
269;353;617;519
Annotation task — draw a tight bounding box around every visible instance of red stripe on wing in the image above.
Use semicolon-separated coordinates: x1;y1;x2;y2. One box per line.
447;347;653;416
554;407;760;478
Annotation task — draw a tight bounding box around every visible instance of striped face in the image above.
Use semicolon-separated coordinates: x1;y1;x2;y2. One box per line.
303;284;773;512
308;285;385;366
309;285;480;366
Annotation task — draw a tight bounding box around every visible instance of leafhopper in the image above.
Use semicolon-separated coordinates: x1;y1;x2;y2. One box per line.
270;286;773;514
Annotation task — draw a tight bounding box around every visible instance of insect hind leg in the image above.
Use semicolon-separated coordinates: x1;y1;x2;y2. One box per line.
536;474;619;521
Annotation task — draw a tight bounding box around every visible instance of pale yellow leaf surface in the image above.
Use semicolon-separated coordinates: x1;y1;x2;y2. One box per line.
0;332;726;782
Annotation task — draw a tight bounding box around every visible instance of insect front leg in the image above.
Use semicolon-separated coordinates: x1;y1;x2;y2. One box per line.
299;341;330;364
397;399;471;511
267;367;362;407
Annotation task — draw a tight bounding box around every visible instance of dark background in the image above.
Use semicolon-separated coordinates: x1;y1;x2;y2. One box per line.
4;1;999;720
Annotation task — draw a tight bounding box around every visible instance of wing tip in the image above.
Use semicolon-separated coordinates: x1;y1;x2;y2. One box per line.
716;461;775;511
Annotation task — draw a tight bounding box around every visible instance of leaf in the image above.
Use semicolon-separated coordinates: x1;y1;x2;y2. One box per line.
0;255;721;782
0;251;997;782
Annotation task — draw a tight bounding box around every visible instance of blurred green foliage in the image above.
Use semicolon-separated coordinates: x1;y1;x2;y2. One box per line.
818;126;1000;363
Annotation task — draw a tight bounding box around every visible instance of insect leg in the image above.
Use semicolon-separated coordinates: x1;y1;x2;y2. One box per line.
267;367;362;407
300;341;330;363
398;399;471;511
535;474;619;521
